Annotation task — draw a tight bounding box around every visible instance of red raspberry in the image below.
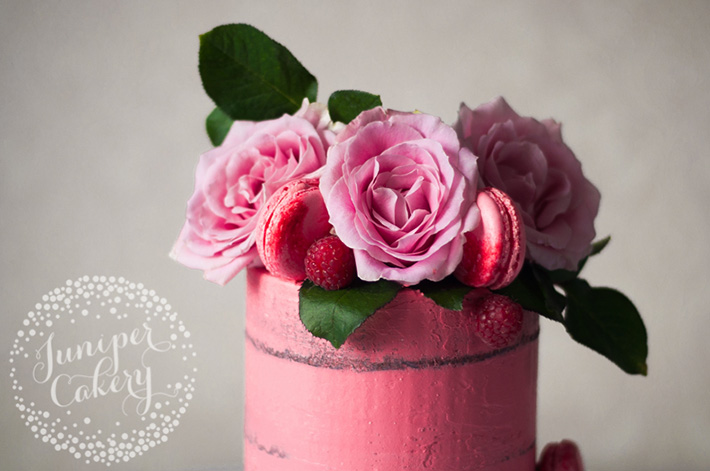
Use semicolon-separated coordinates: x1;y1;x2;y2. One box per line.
468;293;523;348
537;440;585;471
305;235;357;290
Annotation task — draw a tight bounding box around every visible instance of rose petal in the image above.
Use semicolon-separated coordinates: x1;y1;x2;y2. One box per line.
456;97;599;271
172;103;333;284
322;108;478;284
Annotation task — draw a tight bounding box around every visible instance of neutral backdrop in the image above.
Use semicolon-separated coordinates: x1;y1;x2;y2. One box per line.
2;1;709;470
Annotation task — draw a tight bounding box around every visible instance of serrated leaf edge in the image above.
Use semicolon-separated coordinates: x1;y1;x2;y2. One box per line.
200;24;317;116
562;280;648;375
299;280;401;349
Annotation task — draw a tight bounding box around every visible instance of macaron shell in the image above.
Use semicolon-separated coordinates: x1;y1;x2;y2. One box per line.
455;190;509;287
256;179;332;281
487;187;525;290
455;187;525;289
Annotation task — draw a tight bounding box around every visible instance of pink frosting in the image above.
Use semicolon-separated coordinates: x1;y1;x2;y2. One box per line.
244;267;538;470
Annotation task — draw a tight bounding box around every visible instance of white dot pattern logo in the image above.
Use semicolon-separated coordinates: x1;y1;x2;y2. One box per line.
8;275;197;466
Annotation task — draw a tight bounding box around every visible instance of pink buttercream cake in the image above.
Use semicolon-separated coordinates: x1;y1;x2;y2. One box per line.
244;267;538;471
169;24;645;471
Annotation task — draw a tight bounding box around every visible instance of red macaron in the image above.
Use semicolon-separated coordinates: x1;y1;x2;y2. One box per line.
256;179;332;281
455;187;525;289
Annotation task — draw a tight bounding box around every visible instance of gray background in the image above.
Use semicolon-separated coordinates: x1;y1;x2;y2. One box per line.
2;1;709;470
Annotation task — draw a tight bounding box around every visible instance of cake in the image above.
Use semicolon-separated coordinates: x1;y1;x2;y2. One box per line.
171;23;647;471
245;267;538;470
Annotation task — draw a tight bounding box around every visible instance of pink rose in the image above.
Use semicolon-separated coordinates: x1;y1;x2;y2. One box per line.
320;108;479;285
455;97;600;271
171;100;334;285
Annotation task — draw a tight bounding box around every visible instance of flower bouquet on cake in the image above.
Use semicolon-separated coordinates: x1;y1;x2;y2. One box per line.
172;24;647;471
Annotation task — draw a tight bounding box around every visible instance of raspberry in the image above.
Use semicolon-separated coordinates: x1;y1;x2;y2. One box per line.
537;440;584;471
468;293;523;348
305;235;357;290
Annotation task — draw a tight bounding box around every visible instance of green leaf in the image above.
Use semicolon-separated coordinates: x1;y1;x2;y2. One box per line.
548;236;612;283
328;90;382;124
562;279;648;375
206;107;234;146
414;277;472;311
496;262;566;322
199;24;318;121
299;279;402;348
532;266;568;318
590;235;611;256
547;267;578;284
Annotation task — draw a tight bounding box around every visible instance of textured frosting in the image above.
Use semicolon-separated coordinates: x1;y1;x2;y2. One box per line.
244;267;538;470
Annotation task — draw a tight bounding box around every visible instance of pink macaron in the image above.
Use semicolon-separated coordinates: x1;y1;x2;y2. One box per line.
454;187;525;289
256;179;332;281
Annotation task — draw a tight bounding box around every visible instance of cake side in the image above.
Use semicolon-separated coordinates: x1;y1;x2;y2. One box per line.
244;267;538;471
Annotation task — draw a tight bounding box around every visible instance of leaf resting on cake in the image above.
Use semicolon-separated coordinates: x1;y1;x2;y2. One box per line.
299;279;401;348
414;277;472;311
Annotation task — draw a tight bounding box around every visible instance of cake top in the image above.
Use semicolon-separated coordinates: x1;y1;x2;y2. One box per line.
172;23;647;375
